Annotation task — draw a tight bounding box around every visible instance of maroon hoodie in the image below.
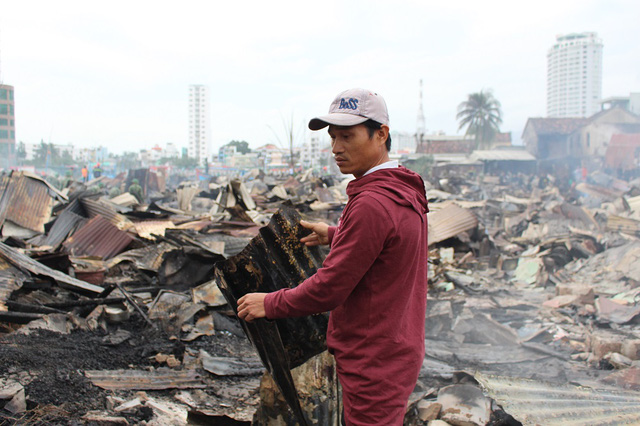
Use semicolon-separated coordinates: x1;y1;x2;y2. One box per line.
265;166;429;425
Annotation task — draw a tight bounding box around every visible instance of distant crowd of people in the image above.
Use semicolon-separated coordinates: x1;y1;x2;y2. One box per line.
80;163;102;183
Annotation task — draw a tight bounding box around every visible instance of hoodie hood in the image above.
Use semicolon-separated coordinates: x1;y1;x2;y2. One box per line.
346;166;429;216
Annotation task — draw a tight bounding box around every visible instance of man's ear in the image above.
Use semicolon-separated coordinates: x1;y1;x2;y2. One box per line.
378;125;390;146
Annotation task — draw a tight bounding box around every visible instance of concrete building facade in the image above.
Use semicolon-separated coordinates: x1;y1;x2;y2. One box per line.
188;85;211;163
547;32;603;118
0;84;16;158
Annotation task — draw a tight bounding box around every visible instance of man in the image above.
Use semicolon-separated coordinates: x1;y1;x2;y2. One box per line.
81;165;88;183
237;88;428;425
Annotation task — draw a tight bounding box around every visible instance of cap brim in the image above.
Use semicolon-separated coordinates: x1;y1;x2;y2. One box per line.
308;113;368;130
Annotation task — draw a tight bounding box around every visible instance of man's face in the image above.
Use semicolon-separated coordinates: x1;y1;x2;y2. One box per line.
328;124;388;178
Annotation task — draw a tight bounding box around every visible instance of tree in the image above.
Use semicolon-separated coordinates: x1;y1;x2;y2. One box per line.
34;141;59;167
225;140;251;154
456;90;502;150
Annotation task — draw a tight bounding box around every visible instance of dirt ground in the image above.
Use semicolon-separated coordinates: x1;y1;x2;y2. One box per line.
0;311;257;425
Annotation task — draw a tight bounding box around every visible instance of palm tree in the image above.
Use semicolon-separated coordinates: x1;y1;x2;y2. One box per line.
456;90;503;150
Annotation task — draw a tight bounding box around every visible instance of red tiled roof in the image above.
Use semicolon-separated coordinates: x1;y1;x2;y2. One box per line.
526;118;590;135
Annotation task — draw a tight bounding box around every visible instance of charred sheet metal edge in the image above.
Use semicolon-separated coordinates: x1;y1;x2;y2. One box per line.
214;205;328;426
0;242;103;295
475;372;640;425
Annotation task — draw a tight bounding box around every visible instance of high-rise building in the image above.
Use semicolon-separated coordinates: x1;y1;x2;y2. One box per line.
547;32;603;118
0;84;15;159
188;85;211;162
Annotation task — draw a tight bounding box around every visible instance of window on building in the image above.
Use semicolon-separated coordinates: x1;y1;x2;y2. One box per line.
0;89;7;100
0;130;8;139
0;118;7;125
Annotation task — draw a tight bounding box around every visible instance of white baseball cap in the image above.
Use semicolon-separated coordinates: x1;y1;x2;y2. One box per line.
308;88;389;130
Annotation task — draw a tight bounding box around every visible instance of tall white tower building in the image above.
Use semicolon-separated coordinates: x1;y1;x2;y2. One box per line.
547;32;603;118
188;85;211;162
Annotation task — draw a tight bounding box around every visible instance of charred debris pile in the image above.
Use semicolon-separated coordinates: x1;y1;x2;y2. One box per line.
0;167;640;425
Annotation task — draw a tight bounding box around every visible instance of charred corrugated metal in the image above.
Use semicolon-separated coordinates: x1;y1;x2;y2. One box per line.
475;372;640;425
215;205;328;426
0;256;30;311
40;209;88;249
0;242;103;295
63;216;133;260
0;172;67;236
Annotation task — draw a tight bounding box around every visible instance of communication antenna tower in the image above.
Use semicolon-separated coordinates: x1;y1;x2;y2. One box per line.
416;79;426;144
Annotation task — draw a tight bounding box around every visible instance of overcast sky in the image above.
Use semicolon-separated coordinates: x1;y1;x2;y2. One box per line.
1;0;639;154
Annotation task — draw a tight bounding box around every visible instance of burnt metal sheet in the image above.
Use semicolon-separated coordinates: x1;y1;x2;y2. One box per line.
0;256;30;311
84;368;206;390
215;205;328;426
79;198;130;229
40;209;88;249
107;242;175;272
0;172;65;234
133;220;175;239
63;216;133;260
428;201;479;245
0;242;103;295
606;215;640;237
475;372;640;425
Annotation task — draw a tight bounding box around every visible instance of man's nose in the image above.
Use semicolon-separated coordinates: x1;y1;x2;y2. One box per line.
331;140;343;154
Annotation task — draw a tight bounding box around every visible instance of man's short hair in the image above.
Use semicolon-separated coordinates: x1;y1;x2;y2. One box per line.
363;119;392;151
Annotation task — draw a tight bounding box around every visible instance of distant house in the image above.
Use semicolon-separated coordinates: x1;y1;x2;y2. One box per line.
522;118;589;160
605;133;640;172
567;107;640;157
416;134;475;155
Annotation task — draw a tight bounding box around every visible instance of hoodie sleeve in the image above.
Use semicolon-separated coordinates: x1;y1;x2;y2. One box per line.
264;193;391;319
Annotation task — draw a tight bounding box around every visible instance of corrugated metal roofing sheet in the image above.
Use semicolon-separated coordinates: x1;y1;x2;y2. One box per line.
84;369;206;390
428;201;479;245
79;198;131;230
470;150;537;162
107;242;175;272
606;215;640;237
41;209;88;249
133;220;175;239
475;372;640;425
63;215;134;260
0;172;59;234
0;242;103;295
215;205;328;426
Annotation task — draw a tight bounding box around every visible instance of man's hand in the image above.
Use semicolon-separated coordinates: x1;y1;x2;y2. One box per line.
237;293;267;322
300;220;330;246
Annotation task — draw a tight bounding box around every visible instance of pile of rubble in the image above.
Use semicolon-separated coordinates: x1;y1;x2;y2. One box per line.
0;166;639;425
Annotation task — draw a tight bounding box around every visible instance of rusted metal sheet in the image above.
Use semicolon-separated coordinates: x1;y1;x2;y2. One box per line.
63;216;133;260
79;198;130;229
0;172;66;235
428;201;479;245
84;369;206;390
41;209;88;249
215;205;328;426
0;242;103;295
475;372;640;425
